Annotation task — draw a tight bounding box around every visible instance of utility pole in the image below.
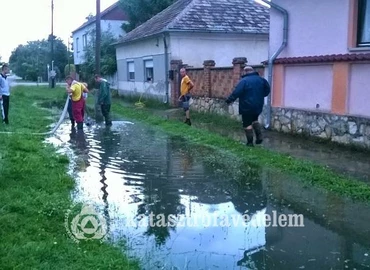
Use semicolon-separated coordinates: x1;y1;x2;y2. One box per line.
50;0;55;88
95;0;103;122
68;37;71;75
96;0;101;75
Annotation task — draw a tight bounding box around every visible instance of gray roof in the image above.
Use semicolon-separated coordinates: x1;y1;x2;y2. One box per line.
116;0;269;45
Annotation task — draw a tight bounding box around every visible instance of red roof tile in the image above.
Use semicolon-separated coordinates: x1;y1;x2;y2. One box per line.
262;53;370;65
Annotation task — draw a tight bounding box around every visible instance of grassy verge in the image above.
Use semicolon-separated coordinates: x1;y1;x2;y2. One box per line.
87;95;370;203
0;86;138;269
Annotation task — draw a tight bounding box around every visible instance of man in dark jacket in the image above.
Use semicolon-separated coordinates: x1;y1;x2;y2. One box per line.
226;66;270;146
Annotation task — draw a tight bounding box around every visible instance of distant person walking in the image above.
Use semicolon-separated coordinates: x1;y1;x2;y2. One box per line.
0;64;11;124
95;74;112;126
178;68;194;126
226;66;270;146
65;76;89;130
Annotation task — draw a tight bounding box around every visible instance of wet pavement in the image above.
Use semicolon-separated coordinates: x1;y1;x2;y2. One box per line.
47;119;370;270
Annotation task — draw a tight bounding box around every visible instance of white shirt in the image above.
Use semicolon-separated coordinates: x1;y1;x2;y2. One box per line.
0;74;10;96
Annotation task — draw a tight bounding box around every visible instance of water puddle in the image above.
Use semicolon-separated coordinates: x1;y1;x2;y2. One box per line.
47;120;370;269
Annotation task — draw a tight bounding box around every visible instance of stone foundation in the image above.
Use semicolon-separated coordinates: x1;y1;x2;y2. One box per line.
191;96;241;121
190;96;370;149
270;107;370;149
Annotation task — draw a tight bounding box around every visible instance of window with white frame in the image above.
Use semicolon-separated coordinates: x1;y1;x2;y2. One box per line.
144;59;154;82
127;62;135;81
83;34;88;50
357;0;370;46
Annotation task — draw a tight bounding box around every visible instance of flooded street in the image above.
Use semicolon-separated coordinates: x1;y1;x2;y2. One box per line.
48;120;370;270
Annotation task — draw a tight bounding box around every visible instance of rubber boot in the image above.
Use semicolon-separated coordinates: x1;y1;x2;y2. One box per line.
245;129;254;146
77;122;83;130
252;122;263;144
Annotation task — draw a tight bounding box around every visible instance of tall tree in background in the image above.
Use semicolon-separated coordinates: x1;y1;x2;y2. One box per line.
9;38;68;81
119;0;177;32
79;29;118;88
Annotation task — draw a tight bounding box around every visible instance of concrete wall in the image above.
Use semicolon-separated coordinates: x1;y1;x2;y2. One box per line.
170;32;268;67
283;65;333;111
348;63;370;118
116;37;168;98
270;0;351;58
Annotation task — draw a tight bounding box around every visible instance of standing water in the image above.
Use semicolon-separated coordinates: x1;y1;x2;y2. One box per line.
47;120;370;270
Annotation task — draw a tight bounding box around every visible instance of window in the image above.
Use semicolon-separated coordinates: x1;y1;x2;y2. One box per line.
83;34;88;50
76;37;79;52
357;0;370;46
144;59;154;82
127;62;135;80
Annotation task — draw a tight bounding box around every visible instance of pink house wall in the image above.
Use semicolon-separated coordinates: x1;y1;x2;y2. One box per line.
269;0;370;119
270;0;350;58
349;64;370;118
284;65;333;111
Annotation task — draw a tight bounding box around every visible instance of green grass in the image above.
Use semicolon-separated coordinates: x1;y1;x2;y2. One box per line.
88;95;370;203
0;86;139;269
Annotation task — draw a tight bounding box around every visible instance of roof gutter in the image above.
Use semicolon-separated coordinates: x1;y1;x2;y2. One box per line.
163;32;169;104
258;0;288;129
114;29;268;46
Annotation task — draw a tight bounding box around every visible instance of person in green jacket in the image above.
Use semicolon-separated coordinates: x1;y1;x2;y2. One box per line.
95;74;112;126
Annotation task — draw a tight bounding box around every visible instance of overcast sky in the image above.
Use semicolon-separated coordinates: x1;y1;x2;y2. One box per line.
1;0;117;62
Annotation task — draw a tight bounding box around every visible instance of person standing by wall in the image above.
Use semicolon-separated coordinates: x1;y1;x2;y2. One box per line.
178;68;194;126
95;74;112;126
225;66;270;146
0;64;11;124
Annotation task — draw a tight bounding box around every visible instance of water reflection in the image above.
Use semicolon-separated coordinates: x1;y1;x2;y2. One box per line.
48;120;370;270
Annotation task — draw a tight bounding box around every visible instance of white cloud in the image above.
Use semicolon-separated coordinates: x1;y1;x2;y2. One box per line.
1;0;117;62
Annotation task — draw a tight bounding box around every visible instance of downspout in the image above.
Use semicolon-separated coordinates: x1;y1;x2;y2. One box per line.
163;33;169;104
259;0;288;129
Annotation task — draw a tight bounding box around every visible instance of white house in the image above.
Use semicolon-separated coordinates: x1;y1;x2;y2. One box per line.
72;2;128;67
114;0;269;102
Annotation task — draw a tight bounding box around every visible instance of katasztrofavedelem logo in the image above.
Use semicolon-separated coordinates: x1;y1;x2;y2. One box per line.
65;203;108;243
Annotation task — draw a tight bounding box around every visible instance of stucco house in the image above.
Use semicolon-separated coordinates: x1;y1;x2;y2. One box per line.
263;0;370;149
72;2;128;67
114;0;269;102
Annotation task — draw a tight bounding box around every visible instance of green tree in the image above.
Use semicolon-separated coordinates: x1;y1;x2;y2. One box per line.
9;38;68;81
64;64;76;77
79;29;118;88
119;0;177;32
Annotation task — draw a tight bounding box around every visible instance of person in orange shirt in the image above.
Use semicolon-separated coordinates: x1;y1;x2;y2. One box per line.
178;68;194;126
65;76;88;130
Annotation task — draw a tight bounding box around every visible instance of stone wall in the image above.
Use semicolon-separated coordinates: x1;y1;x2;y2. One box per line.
190;96;370;149
271;108;370;148
191;96;241;120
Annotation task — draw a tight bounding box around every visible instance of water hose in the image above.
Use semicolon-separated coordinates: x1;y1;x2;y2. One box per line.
134;92;145;108
0;96;70;136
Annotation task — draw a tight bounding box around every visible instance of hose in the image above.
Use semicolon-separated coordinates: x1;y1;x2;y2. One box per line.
134;92;145;108
0;96;70;136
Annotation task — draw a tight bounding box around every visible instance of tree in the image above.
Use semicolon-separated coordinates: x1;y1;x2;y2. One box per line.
9;38;68;81
79;29;118;88
119;0;177;32
64;64;76;76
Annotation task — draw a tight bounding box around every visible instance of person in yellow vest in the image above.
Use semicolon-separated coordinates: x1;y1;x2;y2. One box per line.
178;68;194;126
65;76;88;130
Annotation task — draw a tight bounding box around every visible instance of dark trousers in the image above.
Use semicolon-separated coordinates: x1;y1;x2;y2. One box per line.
101;104;112;124
1;95;10;124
